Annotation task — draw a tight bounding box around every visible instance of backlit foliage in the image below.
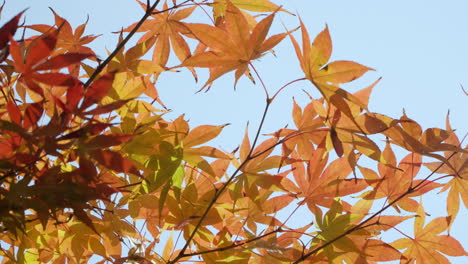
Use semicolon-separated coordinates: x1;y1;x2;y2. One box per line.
0;0;466;263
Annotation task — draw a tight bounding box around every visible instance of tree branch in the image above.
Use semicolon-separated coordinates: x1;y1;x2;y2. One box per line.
83;0;163;88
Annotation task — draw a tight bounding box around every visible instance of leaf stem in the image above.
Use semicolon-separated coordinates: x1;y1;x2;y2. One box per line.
271;77;306;101
249;63;269;99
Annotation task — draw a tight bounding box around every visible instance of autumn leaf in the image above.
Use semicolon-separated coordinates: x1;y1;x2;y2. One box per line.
1;1;467;264
9;29;92;97
359;141;442;213
0;11;24;63
124;0;196;69
72;206;99;234
383;111;463;171
282;147;368;215
289;21;374;118
182;124;230;177
81;72;115;110
27;8;99;56
107;72;166;110
211;0;291;19
180;1;289;89
306;199;405;263
91;149;140;176
392;203;467;263
107;36;164;75
424;116;468;222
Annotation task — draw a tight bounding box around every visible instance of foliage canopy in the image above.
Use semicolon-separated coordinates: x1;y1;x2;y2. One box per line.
0;0;466;263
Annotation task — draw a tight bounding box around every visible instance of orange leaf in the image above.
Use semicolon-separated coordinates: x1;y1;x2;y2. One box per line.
184;124;228;148
180;2;287;89
313;60;373;85
392;204;467;262
262;194;295;214
290;22;374;120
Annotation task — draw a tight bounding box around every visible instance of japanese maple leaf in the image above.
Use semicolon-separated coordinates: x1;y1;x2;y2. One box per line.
391;204;467;263
424;116;468;222
180;1;289;90
282;147;368;215
102;36;167;108
289;20;374;119
107;36;164;75
124;0;196;68
274;84;384;166
0;11;24;63
9;29;93;96
382;111;461;168
312;199;403;263
308;92;392;165
230;126;287;197
182;123;230;177
27;8;99;56
211;0;290;20
359;141;442;213
51;9;99;55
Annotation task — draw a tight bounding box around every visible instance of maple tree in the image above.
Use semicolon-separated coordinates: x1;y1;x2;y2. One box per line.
0;0;467;263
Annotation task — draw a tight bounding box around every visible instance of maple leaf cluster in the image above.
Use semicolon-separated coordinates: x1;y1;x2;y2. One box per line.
0;0;466;263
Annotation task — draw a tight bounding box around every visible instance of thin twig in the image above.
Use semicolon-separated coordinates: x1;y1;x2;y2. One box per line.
181;228;282;258
171;99;273;263
250;63;270;98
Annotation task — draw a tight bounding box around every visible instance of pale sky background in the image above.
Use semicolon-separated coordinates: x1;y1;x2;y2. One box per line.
4;0;468;262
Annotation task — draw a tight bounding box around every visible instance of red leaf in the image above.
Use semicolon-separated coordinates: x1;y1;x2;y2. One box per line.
9;36;25;72
7;100;22;125
91;150;140;176
84;99;131;115
79;157;97;182
330;128;343;157
67;83;84;110
34;52;94;71
86;134;134;149
81;73;115;109
59;122;111;140
52;96;68;112
23;102;43;129
24;78;44;96
0;11;24;47
87;122;112;135
94;183;120;198
0;11;24;62
25;30;58;69
31;72;78;86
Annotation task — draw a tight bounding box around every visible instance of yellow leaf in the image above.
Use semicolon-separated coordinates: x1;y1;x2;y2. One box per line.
162;232;174;260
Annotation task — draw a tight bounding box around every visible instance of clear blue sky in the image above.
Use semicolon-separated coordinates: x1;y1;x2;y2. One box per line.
4;0;468;262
